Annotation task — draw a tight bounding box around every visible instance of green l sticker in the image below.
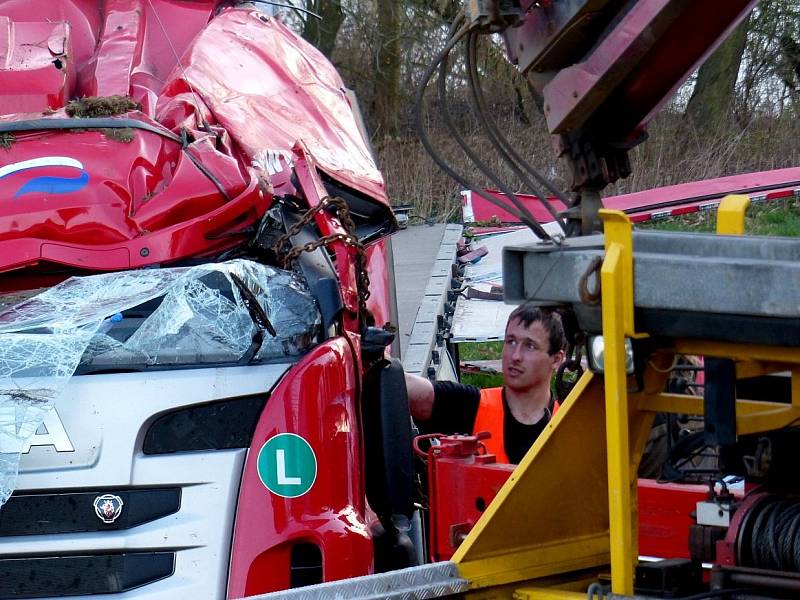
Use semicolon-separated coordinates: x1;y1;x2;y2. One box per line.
257;433;317;498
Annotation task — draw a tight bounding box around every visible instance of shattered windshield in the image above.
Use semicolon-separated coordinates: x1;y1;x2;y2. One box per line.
0;260;320;507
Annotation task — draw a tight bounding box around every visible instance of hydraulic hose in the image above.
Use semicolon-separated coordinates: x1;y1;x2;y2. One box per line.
413;15;551;239
434;31;547;237
465;31;568;231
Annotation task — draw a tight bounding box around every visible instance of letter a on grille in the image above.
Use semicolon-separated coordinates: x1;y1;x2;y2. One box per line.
93;494;124;524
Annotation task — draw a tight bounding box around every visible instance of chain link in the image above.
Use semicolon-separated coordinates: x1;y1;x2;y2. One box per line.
273;196;371;319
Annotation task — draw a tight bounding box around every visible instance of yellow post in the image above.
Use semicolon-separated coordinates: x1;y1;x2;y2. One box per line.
793;369;800;409
716;194;750;235
599;210;636;595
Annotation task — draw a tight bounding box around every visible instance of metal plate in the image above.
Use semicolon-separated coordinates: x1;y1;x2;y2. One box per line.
240;561;468;600
504;231;800;323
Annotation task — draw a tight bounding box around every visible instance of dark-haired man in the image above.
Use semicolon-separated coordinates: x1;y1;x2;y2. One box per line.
406;302;565;463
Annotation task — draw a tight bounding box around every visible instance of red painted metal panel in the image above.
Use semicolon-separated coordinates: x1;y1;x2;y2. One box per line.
426;449;736;564
463;189;567;224
0;124;263;272
78;0;217;111
603;167;800;216
0;18;73;114
465;167;800;225
539;0;756;139
292;147;363;332
0;0;101;68
637;479;708;560
155;7;388;204
426;439;514;562
227;338;373;598
364;238;394;331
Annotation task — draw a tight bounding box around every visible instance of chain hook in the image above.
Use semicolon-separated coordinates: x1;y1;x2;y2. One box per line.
272;196;372;320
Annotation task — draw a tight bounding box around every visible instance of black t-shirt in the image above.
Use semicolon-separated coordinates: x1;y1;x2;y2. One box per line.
420;381;551;464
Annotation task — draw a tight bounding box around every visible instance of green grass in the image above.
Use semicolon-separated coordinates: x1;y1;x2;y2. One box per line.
461;371;505;388
458;341;504;388
458;340;503;360
637;197;800;236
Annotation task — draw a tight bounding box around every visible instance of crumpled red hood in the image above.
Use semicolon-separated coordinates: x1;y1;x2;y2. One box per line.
157;9;388;204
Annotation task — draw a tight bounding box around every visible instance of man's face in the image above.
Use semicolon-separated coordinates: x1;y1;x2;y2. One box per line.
502;319;564;393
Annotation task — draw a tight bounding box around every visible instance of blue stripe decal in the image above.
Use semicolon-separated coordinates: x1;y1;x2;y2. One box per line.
14;171;90;197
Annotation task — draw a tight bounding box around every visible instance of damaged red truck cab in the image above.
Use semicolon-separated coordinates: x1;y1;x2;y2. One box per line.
0;2;406;598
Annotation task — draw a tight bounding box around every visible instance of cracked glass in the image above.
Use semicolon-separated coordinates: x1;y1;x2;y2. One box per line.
0;260;319;507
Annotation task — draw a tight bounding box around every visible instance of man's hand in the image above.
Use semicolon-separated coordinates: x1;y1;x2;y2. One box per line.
404;372;434;421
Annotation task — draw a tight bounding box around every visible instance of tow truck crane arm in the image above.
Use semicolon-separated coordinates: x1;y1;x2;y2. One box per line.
447;0;757;233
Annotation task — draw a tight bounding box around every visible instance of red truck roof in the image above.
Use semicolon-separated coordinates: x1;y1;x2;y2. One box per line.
0;0;387;277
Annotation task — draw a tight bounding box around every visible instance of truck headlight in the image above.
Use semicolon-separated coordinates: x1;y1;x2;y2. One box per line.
587;335;634;374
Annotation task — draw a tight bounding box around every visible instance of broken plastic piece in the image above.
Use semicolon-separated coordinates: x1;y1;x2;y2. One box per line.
457;245;489;264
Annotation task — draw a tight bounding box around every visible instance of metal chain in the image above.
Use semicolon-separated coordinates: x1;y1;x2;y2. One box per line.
273;196;371;318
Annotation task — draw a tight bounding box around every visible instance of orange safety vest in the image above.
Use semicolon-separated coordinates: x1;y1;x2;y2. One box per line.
472;387;560;464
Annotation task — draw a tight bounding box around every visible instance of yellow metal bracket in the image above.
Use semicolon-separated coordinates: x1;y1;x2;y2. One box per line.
598;210;647;339
716;194;750;235
598;209;640;595
453;371;614;593
449;200;799;599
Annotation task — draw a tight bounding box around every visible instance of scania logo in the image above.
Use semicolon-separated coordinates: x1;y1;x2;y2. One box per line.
93;494;124;524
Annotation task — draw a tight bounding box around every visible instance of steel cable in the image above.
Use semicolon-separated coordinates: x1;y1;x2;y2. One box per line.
433;31;547;238
777;502;800;570
751;498;781;569
739;495;800;571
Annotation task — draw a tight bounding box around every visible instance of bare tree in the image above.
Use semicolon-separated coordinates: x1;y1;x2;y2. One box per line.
685;13;751;133
301;0;345;59
372;0;402;136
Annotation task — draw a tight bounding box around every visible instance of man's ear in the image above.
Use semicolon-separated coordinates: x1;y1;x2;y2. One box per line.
551;350;566;369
